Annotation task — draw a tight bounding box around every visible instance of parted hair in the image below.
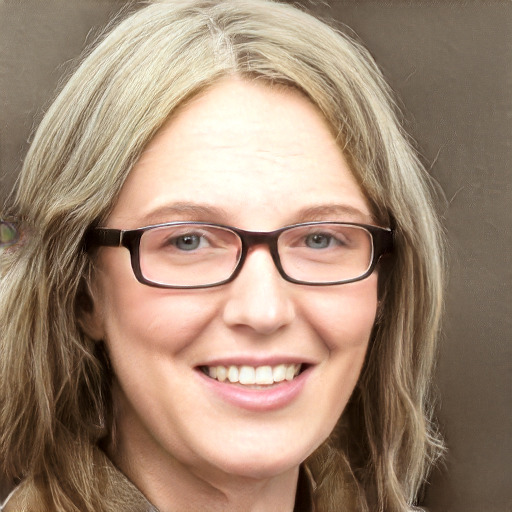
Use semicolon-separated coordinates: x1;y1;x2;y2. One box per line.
0;1;445;510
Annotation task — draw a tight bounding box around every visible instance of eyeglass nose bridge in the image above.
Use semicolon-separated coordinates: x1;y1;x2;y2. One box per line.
229;229;289;284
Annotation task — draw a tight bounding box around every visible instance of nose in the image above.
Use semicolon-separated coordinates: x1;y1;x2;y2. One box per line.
222;246;296;335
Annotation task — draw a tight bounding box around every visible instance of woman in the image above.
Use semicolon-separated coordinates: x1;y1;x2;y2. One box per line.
0;0;445;510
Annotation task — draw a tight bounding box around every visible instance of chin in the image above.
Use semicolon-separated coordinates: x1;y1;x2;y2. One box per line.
206;440;315;480
219;458;300;481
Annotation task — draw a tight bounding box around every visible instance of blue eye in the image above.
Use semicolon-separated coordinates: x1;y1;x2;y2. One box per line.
305;233;333;249
173;234;202;251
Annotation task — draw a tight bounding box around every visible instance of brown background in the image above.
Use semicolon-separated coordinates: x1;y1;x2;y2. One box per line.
1;1;510;510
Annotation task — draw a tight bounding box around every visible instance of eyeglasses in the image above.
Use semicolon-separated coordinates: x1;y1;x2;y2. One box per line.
85;221;393;288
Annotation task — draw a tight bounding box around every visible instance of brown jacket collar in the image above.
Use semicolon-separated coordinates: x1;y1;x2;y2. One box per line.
2;455;315;512
114;461;315;512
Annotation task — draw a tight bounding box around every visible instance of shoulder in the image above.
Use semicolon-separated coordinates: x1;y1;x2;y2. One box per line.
1;451;158;512
1;480;47;512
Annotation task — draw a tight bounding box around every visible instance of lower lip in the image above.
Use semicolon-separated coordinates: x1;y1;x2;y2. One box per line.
196;367;311;412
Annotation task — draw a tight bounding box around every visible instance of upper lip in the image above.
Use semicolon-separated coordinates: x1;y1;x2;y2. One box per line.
196;355;316;368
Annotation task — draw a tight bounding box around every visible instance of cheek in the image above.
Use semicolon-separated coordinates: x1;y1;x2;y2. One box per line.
95;252;220;355
299;275;378;352
104;290;220;355
306;277;378;423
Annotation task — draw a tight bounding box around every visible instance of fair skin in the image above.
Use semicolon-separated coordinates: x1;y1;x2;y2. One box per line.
84;78;378;512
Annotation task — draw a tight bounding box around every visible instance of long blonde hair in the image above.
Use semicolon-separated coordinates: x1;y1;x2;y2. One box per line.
0;1;445;510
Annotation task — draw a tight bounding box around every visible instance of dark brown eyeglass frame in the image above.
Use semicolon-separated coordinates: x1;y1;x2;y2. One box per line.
85;221;393;289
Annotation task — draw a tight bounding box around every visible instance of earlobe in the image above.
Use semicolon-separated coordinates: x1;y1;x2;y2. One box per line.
79;308;105;341
76;279;105;341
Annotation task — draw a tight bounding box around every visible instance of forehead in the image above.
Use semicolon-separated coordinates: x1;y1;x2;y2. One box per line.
107;78;372;229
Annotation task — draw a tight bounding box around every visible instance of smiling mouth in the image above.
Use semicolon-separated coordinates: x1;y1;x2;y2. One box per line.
200;363;303;386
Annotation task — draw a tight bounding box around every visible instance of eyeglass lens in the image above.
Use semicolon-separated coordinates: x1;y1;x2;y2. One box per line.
140;224;241;286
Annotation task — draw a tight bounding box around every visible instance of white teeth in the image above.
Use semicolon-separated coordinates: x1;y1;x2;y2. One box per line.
255;366;273;385
205;363;302;385
216;366;227;382
272;364;287;383
239;366;256;384
285;365;297;381
228;366;239;383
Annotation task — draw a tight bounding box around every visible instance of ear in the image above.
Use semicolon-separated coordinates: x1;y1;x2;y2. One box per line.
76;277;105;341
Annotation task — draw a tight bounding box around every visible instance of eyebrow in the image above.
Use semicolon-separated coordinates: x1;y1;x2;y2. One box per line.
293;204;375;224
138;203;230;225
136;202;375;227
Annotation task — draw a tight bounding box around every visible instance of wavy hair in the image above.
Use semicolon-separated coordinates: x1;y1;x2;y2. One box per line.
0;1;445;510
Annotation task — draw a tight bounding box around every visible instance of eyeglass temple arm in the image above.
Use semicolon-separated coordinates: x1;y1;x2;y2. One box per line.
85;228;123;248
376;228;394;256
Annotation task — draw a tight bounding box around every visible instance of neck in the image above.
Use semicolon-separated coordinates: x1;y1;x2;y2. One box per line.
107;388;300;512
108;440;299;512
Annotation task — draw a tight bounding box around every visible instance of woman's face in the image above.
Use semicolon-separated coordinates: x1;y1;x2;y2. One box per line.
86;79;378;483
